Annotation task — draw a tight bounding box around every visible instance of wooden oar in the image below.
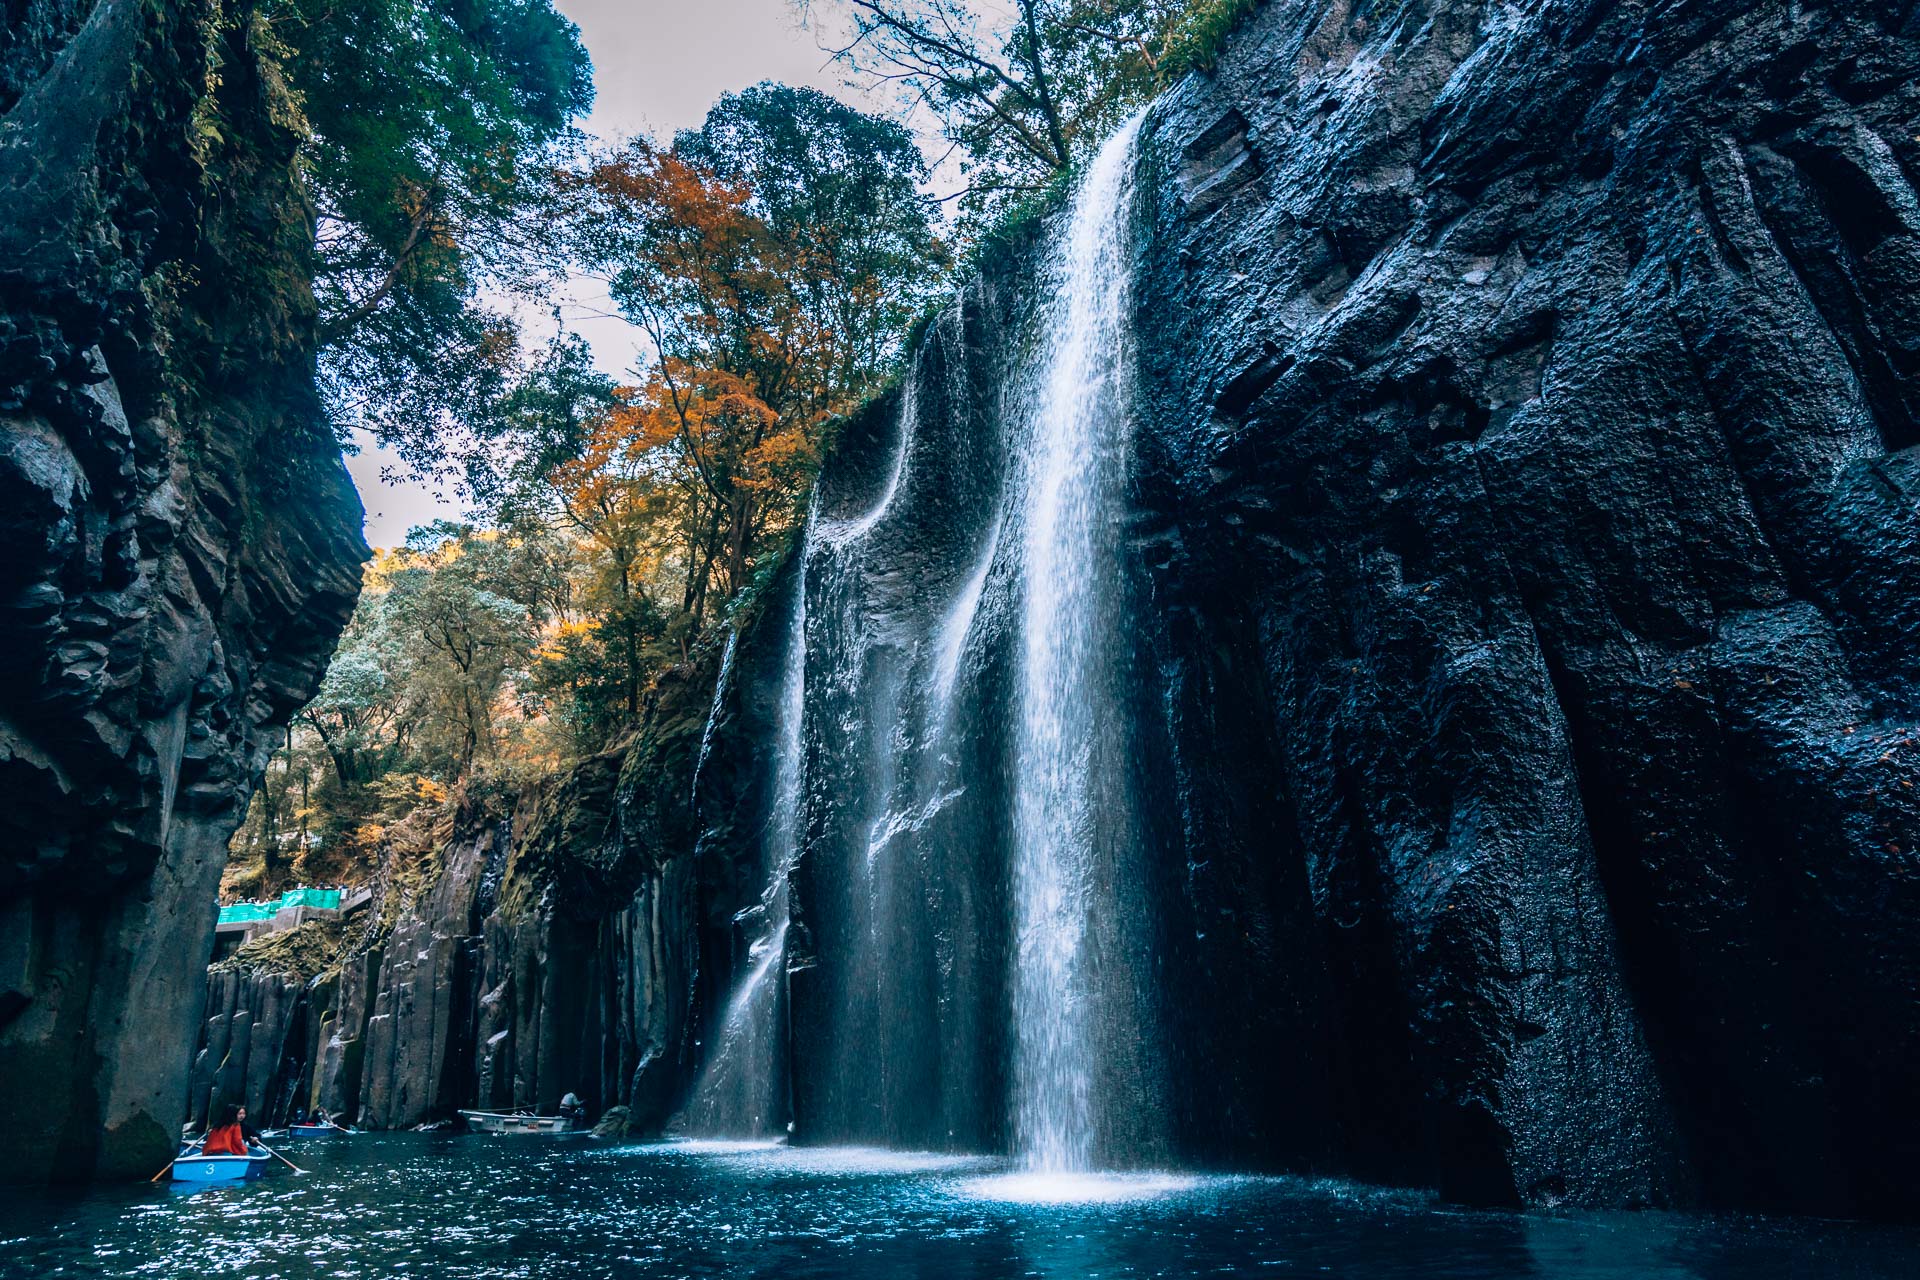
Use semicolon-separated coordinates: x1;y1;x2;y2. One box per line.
150;1136;206;1182
259;1142;306;1175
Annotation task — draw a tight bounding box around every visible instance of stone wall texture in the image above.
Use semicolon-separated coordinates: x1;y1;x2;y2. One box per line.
0;0;365;1182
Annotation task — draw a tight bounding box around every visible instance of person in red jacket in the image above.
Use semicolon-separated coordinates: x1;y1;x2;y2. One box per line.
201;1104;253;1156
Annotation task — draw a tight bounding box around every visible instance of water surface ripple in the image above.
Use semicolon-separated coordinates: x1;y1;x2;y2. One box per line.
2;1135;1915;1279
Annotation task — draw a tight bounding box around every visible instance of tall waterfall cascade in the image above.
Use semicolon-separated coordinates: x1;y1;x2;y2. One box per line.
687;113;1157;1166
1009;111;1150;1172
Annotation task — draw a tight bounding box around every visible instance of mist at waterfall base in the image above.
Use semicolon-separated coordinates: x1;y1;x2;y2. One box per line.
4;1134;1917;1280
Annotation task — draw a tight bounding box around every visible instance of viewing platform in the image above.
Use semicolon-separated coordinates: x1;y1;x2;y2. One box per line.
212;886;373;958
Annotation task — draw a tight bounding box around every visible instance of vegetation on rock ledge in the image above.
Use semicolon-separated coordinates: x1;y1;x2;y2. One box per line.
227;1;1246;902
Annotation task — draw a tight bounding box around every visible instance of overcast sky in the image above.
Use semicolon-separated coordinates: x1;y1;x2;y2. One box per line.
347;0;875;546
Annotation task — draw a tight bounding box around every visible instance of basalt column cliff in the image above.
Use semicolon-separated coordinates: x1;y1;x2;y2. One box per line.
0;0;366;1182
1125;0;1920;1216
769;0;1920;1221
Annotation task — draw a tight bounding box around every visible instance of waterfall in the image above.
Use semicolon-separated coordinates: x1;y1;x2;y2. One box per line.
799;370;929;1139
680;570;807;1137
818;373;914;549
697;114;1158;1162
690;629;736;802
1010;111;1148;1172
929;515;1001;722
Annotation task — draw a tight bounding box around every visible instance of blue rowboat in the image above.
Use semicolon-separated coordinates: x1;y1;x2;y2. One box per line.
171;1144;272;1183
288;1123;351;1137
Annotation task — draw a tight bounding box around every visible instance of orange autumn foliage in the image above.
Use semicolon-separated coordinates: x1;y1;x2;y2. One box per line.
557;143;842;631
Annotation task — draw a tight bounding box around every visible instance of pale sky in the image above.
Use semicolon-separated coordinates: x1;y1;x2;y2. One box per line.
347;0;877;547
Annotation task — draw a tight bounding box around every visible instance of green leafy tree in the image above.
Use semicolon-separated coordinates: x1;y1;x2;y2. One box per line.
808;0;1249;227
675;83;950;401
303;640;410;790
466;328;621;522
268;0;594;458
381;540;537;773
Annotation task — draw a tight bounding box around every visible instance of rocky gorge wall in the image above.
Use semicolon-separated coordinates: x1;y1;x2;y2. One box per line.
1130;0;1920;1219
189;632;788;1135
164;0;1920;1226
0;0;366;1181
773;0;1920;1221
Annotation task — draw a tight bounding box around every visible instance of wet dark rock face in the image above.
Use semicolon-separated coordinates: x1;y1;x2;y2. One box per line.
774;0;1920;1221
1121;0;1920;1217
0;0;365;1181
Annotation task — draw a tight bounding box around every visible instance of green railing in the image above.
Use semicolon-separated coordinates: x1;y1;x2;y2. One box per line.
217;888;342;925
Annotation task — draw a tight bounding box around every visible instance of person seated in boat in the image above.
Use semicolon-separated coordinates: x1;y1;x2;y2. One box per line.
201;1104;253;1156
559;1092;586;1125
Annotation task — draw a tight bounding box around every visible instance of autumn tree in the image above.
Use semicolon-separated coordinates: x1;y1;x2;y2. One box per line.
676;84;949;399
557;85;945;636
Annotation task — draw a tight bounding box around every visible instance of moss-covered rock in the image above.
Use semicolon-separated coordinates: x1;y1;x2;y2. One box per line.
211;922;346;983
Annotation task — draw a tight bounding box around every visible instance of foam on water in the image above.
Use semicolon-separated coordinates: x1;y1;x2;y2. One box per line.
700;1143;994;1178
956;1170;1200;1205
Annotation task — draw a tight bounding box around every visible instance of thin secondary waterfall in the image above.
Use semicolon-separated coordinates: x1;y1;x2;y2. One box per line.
1010;112;1148;1172
683;341;922;1137
681;573;807;1137
929;515;1001;721
690;629;736;802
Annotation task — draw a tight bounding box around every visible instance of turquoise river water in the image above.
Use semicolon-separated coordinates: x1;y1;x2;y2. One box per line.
2;1134;1917;1278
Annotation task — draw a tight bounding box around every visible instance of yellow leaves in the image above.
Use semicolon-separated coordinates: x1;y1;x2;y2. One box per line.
557;367;791;514
532;618;602;665
743;424;813;495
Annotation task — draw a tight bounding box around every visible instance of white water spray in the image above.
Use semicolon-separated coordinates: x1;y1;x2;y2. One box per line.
1010;111;1147;1172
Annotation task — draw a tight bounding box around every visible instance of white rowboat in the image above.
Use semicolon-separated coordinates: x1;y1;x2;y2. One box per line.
457;1109;576;1135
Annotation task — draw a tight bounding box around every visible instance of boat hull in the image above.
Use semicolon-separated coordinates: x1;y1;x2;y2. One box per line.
172;1146;271;1183
288;1124;347;1137
457;1110;575;1135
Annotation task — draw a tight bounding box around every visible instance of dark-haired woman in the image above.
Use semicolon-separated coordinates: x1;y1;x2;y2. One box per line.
201;1103;253;1156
